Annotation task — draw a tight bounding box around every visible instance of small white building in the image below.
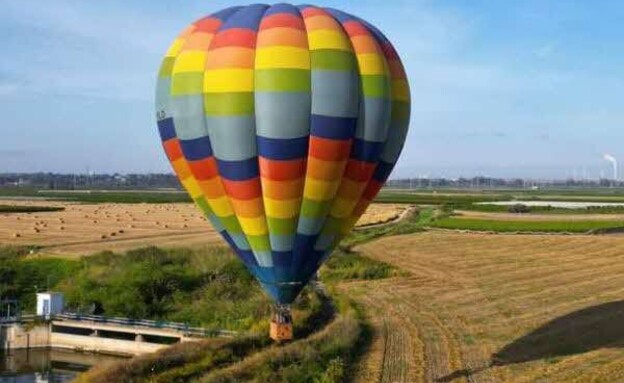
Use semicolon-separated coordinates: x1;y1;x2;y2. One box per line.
36;292;64;319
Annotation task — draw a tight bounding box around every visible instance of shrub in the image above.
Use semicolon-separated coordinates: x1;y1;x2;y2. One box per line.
507;204;530;213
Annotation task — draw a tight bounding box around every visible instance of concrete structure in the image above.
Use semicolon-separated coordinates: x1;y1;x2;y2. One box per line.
36;292;64;319
1;318;204;356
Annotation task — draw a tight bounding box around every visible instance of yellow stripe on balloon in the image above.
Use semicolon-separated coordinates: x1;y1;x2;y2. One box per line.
206;195;234;217
329;197;358;218
203;69;254;92
264;197;302;219
255;47;311;69
181;177;203;200
173;51;208;74
357;53;387;75
307;30;352;51
303;178;341;201
171;158;192;180
238;216;269;236
166;39;185;57
336;178;367;200
392;80;410;101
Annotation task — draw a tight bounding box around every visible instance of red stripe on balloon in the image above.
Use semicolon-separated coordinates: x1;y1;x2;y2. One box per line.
342;21;369;37
309;137;351;161
163;139;183;162
259;158;306;181
188;157;219;181
193;17;222;33
343;160;377;182
221;178;262;200
209;29;257;49
260;13;305;30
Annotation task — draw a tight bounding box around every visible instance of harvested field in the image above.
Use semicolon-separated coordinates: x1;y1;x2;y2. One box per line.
345;232;624;382
355;203;409;227
0;199;406;256
456;210;624;222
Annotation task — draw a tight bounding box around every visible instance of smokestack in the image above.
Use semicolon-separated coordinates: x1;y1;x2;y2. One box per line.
604;154;618;181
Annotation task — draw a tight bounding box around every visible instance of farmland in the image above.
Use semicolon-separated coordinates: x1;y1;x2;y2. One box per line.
347;232;624;382
0;199;409;256
430;217;624;233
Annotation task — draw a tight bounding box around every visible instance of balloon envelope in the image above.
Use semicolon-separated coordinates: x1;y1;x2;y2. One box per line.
156;3;410;304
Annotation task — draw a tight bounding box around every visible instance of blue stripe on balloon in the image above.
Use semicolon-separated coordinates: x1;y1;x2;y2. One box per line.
219;3;268;30
310;114;357;140
216;158;259;181
157;118;176;141
257;136;309;160
372;160;394;182
180;136;213;161
264;3;300;16
324;7;357;23
272;251;292;267
211;6;244;21
350;139;384;162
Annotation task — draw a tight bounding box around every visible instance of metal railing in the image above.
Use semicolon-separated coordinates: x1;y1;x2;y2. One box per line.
53;312;237;338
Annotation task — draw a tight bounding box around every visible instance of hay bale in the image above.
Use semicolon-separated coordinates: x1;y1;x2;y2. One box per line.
13;233;21;238
100;234;107;239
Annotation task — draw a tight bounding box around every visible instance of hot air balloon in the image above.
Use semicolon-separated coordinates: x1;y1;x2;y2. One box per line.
155;3;410;341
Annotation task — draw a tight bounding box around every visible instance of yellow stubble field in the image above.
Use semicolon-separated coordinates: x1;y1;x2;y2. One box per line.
346;232;624;383
0;199;409;256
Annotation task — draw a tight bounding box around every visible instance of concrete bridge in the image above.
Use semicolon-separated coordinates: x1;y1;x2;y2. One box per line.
1;313;236;356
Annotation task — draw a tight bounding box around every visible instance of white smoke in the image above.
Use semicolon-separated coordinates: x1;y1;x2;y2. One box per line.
604;154;618;180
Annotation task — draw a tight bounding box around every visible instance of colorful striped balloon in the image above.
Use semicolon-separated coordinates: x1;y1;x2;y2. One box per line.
156;4;410;304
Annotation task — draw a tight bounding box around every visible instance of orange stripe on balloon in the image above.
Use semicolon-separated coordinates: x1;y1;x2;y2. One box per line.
204;47;255;69
171;158;192;181
181;32;214;51
306;157;347;181
261;178;304;199
228;197;265;218
350;35;382;54
198;178;226;199
256;28;308;48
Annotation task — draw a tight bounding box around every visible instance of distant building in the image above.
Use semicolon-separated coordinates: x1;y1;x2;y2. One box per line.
36;292;64;319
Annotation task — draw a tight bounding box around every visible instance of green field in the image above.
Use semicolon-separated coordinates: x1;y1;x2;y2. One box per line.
430;217;624;233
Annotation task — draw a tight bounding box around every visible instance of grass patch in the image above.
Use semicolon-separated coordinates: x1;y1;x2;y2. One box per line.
341;207;437;249
56;246;272;331
194;296;362;383
0;188;190;203
73;289;330;383
0;246;78;313
374;191;508;205
0;204;64;213
455;203;624;214
430;217;624;233
321;249;398;282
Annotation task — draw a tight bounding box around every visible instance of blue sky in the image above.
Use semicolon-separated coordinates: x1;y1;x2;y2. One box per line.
1;0;623;179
